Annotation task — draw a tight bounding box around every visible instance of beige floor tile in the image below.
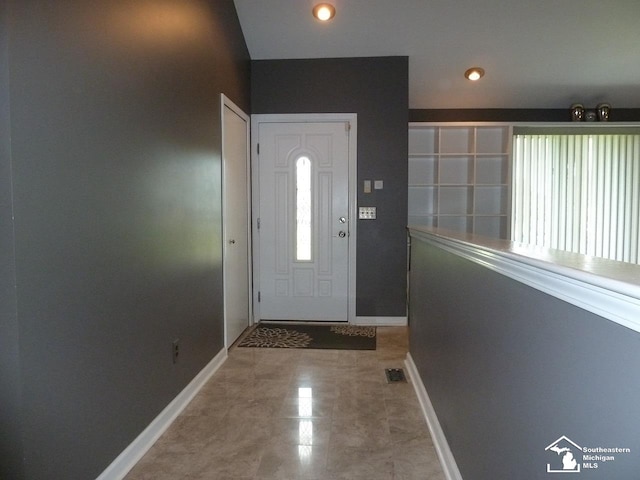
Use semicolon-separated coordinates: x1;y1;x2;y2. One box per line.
326;445;395;480
124;326;446;480
334;377;385;398
329;415;391;449
392;444;447;480
226;396;284;418
125;451;203;480
268;417;332;447
385;395;425;421
389;417;433;446
254;443;329;479
287;381;339;400
193;443;265;478
332;395;388;418
181;391;234;417
279;395;336;419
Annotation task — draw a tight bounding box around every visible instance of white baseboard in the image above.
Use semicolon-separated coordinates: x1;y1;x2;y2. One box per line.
405;353;463;480
97;348;228;480
353;316;407;326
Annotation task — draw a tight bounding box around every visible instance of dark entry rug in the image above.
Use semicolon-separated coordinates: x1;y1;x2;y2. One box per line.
238;322;376;350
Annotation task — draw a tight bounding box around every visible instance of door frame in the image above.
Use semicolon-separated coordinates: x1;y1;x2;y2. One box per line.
221;94;252;348
251;113;358;324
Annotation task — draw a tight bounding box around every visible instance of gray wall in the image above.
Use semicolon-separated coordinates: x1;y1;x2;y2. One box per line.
409;236;640;479
252;57;409;317
0;2;24;478
1;0;249;478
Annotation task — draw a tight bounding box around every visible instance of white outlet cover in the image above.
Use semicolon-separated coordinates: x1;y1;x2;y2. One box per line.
358;206;377;219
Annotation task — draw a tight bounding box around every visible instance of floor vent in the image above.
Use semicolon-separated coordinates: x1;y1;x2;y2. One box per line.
385;368;407;383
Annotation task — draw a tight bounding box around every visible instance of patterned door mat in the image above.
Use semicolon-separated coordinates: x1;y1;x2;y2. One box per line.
237;322;376;350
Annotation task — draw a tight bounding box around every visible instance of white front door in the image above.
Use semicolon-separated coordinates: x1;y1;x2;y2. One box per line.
222;95;251;347
254;117;354;321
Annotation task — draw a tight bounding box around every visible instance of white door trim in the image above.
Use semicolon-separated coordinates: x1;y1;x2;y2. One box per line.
251;113;357;324
221;94;252;348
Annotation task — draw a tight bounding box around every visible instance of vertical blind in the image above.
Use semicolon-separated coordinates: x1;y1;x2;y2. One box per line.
511;132;640;264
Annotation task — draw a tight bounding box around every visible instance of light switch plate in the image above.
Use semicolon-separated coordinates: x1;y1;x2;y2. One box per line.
364;180;372;193
359;206;377;219
374;180;384;190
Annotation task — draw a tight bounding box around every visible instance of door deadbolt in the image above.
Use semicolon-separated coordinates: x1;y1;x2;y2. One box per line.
339;217;347;224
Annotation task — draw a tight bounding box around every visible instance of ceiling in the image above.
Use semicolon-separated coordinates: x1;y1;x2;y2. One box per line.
233;0;640;109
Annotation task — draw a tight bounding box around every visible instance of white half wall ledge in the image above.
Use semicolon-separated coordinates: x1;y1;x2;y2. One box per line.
96;348;228;480
405;353;463;480
409;227;640;335
353;316;407;326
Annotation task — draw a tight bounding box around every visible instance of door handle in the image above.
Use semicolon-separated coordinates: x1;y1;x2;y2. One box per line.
338;231;346;238
229;239;236;244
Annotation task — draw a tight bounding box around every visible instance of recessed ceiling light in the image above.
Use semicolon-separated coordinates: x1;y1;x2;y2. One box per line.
464;67;485;81
313;3;336;21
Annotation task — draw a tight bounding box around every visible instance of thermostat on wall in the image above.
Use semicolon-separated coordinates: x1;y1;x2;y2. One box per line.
359;207;377;219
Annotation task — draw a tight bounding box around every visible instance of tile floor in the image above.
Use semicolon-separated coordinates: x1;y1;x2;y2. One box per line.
125;326;446;480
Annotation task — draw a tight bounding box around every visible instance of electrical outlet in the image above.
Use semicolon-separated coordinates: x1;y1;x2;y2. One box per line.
172;339;180;364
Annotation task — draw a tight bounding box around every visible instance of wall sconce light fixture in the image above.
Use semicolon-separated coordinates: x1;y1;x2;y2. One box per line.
571;103;611;122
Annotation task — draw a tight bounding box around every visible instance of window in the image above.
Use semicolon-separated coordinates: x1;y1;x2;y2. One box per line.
296;156;312;261
511;130;640;264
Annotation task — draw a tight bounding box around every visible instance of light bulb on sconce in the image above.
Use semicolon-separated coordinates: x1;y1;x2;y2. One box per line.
570;104;585;122
596;103;611;121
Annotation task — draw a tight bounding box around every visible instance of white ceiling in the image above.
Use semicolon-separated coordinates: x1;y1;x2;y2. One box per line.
233;0;640;109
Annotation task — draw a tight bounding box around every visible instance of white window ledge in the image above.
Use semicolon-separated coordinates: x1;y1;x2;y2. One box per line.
408;226;640;334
